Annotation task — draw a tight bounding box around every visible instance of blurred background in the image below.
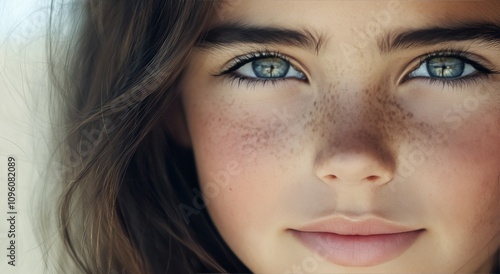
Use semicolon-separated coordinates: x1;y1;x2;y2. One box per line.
0;0;55;273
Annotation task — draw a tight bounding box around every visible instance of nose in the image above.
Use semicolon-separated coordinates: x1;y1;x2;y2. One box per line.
314;132;395;186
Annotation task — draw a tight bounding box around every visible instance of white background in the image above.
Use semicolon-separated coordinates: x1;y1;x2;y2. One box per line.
0;0;54;273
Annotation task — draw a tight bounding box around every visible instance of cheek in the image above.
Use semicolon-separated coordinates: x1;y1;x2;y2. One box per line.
397;82;500;218
190;102;305;173
420;110;500;247
444;112;500;214
185;98;310;234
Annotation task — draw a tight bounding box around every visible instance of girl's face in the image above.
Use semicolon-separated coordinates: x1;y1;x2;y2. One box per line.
178;1;500;272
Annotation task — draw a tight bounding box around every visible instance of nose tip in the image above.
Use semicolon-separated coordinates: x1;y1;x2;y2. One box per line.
316;152;395;186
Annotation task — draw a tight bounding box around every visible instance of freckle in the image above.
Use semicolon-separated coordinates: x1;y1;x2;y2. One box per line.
407;112;414;118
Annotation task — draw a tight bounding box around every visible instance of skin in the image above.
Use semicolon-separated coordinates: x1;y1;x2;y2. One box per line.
172;1;500;273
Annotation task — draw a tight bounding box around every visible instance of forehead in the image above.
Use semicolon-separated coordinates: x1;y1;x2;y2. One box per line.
217;1;500;29
210;1;500;62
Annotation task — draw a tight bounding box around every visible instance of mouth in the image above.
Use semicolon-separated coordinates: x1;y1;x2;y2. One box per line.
290;217;425;267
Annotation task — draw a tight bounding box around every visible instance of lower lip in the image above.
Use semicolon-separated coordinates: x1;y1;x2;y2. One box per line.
291;229;424;267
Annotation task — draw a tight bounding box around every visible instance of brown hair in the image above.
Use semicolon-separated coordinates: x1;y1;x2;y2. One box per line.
46;0;249;273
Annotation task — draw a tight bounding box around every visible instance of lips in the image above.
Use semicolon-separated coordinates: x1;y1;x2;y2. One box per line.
291;217;424;267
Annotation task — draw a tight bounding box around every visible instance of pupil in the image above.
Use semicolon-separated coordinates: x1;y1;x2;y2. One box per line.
427;57;464;78
252;58;290;78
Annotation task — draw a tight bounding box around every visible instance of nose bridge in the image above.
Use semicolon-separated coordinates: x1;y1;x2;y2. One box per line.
323;87;383;149
325;79;378;128
326;129;388;158
314;83;397;185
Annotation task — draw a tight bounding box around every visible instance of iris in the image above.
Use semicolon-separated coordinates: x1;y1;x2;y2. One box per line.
252;57;291;78
426;57;465;78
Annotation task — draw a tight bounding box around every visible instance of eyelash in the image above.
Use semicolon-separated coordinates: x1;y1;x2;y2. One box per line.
215;51;304;88
216;49;499;89
402;49;499;88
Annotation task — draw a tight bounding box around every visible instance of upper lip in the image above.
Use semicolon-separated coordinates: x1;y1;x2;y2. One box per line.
293;216;421;235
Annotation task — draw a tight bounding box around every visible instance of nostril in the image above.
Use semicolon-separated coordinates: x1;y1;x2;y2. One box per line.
326;174;337;180
366;175;379;181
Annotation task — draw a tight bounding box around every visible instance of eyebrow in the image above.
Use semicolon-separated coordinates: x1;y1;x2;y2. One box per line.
380;22;500;53
196;22;500;54
196;23;325;54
